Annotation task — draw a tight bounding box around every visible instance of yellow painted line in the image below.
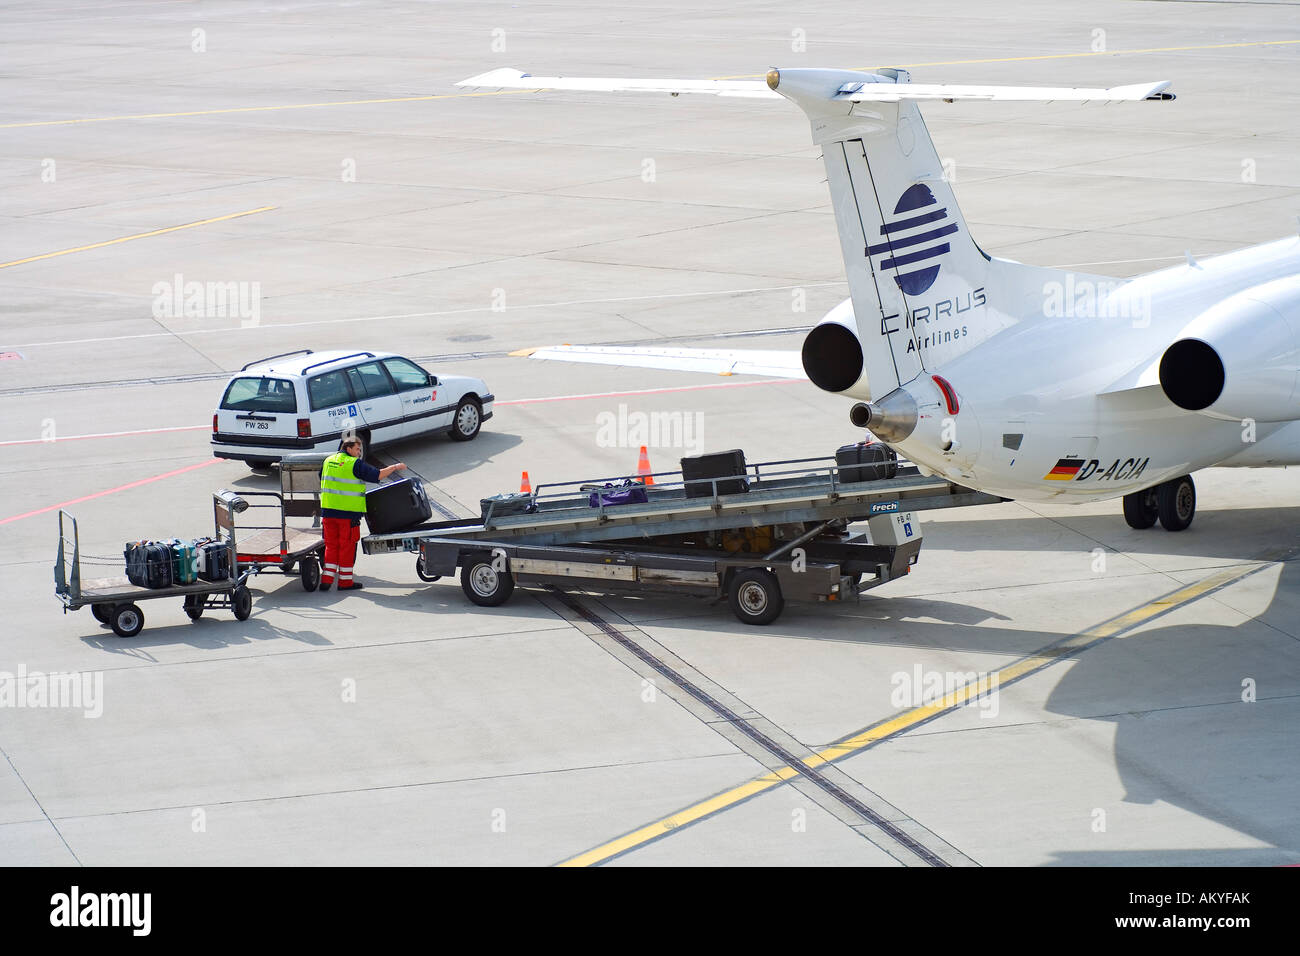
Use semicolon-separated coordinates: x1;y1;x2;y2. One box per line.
709;38;1300;80
558;562;1260;866
0;205;276;270
0;88;535;129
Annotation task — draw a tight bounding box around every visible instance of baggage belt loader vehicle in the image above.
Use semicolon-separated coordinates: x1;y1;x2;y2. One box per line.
362;453;1003;625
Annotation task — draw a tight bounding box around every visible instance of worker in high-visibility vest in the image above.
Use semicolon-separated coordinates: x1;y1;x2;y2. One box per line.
319;438;406;590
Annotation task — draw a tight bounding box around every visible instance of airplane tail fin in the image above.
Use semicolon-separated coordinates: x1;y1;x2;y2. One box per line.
768;68;1170;398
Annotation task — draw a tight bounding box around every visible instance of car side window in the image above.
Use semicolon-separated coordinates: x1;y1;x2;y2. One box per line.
308;370;353;411
382;357;431;392
347;362;396;399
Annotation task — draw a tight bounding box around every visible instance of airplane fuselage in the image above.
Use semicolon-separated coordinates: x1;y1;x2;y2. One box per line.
843;236;1300;503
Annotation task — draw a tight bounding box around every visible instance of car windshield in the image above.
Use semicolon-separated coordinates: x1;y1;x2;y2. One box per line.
220;377;297;413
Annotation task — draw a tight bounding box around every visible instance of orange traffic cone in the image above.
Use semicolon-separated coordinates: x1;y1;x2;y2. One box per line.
520;471;531;494
635;446;654;485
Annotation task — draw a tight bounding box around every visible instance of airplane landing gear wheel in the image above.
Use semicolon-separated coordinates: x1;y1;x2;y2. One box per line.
1157;474;1196;532
1123;488;1159;529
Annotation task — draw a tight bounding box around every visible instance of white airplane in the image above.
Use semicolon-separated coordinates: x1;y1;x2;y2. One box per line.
458;66;1300;532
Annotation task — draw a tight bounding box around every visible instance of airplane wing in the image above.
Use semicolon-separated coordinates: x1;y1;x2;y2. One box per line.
458;69;1173;103
509;344;807;379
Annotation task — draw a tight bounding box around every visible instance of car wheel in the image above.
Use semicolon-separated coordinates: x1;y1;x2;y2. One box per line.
248;458;274;471
728;569;784;626
1157;474;1196;532
449;398;482;442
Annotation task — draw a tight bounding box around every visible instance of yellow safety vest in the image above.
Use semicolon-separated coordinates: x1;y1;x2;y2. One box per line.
320;453;367;513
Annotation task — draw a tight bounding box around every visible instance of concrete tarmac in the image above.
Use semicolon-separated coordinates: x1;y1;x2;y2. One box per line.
2;0;1299;866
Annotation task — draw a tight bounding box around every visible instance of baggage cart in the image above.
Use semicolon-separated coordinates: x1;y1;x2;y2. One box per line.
229;453;327;590
53;494;258;638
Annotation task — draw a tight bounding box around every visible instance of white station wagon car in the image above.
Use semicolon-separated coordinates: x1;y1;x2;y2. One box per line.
212;349;494;467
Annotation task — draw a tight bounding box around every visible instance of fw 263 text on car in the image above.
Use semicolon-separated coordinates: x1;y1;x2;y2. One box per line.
211;349;494;468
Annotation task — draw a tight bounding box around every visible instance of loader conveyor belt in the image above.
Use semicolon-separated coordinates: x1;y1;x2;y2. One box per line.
362;456;1004;554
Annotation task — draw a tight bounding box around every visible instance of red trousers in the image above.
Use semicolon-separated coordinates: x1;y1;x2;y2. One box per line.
322;517;361;588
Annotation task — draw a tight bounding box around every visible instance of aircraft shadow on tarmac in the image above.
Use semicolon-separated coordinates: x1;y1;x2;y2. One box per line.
923;506;1300;564
1038;561;1300;865
554;512;1300;865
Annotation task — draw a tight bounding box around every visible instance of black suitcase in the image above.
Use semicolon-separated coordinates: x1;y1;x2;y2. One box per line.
196;540;232;582
124;541;174;589
835;441;898;483
365;477;433;534
480;492;535;520
681;449;748;498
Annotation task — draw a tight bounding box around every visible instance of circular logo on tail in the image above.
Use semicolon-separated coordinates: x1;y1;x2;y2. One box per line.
867;183;958;295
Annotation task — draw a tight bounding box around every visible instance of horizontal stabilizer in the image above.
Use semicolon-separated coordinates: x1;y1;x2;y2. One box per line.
510;344;807;379
457;68;779;98
459;69;1173;105
836;81;1174;103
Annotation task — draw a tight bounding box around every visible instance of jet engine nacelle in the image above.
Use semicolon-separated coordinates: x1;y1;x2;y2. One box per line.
801;313;873;400
1158;275;1300;423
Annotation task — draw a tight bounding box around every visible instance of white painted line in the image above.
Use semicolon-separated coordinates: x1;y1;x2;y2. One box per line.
3;282;845;350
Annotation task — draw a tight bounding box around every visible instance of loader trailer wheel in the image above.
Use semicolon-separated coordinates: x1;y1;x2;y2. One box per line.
461;555;514;607
728;568;784;626
415;553;441;582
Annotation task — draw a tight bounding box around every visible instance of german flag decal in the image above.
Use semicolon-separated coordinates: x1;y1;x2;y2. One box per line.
1044;458;1084;481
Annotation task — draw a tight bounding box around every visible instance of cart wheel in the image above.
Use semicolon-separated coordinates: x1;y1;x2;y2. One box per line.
300;557;321;592
232;586;253;621
281;558;296;574
728;569;784;626
416;553;441;583
460;555;513;607
183;594;206;620
110;603;145;638
91;604;111;624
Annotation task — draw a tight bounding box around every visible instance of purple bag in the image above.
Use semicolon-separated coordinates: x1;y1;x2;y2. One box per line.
588;482;649;508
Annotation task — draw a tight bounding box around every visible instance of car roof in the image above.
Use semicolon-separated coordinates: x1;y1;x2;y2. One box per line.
239;350;398;378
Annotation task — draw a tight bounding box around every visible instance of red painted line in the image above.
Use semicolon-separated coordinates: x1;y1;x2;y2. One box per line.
0;424;210;447
0;458;223;526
